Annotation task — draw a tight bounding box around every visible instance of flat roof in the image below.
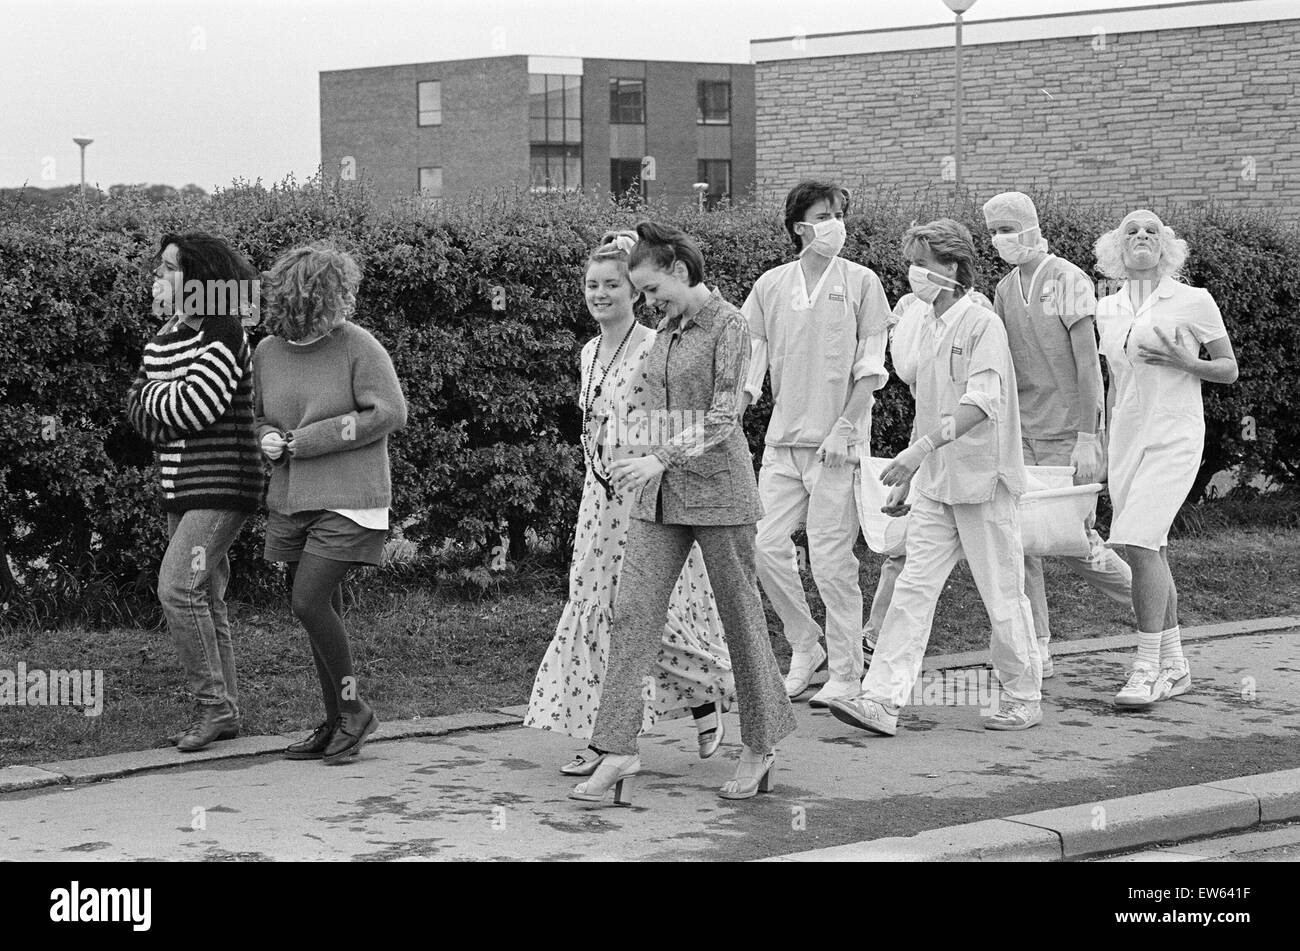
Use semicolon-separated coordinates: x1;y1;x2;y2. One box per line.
320;54;749;76
751;0;1299;61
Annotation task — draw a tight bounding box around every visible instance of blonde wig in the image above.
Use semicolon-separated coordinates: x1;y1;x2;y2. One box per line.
1093;209;1188;281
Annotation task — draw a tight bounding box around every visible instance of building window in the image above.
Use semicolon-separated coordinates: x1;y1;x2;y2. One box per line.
697;81;731;125
418;167;443;197
529;73;582;189
611;158;643;198
697;159;730;209
531;144;582;191
417;81;442;126
609;78;644;124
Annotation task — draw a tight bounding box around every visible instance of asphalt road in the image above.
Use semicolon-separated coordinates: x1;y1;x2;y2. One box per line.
2;630;1298;861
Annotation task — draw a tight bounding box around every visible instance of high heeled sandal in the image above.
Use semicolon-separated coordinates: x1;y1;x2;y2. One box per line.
569;753;640;807
718;748;776;800
693;700;726;760
559;749;606;776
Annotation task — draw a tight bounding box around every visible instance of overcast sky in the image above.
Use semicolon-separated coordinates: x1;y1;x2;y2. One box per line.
2;0;1167;191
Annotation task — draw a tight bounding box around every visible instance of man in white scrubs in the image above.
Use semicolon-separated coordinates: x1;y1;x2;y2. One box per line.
741;181;891;706
983;192;1133;677
829;218;1042;735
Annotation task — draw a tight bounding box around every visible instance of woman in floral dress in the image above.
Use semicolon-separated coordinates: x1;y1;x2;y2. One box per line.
524;231;736;774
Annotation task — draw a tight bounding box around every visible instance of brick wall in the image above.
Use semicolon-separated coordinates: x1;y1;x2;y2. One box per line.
321;56;530;201
755;19;1299;218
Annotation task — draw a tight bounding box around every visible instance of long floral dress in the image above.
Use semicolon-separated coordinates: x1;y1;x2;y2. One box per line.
525;328;736;739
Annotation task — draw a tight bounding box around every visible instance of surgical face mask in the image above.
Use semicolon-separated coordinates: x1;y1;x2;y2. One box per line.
798;218;846;259
991;230;1041;265
907;265;962;304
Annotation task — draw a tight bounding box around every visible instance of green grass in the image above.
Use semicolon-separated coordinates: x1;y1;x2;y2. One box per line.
3;520;1298;768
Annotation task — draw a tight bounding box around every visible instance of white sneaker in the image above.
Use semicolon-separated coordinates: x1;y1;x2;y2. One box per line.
809;678;860;708
784;642;827;699
984;699;1043;731
1114;664;1168;708
1157;663;1192;699
827;695;899;736
1039;638;1055;679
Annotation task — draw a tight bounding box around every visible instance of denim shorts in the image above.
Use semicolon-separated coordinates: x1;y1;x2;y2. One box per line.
264;509;387;566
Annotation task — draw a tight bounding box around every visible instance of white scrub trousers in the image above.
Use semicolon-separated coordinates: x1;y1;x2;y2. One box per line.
861;483;1042;709
755;446;864;683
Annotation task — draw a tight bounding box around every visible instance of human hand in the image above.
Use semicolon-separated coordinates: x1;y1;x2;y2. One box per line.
881;438;931;486
610;453;665;495
1071;432;1103;484
261;431;287;460
881;481;911;517
817;425;852;469
1137;325;1198;373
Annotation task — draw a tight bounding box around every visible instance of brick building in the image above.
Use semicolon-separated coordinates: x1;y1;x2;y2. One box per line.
320;55;755;208
750;0;1300;218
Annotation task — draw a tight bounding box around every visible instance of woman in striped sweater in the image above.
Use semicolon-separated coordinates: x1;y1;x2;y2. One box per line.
125;232;263;752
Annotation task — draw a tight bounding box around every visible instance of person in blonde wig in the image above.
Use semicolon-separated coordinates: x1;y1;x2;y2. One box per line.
525;230;737;773
1093;210;1237;708
255;244;408;763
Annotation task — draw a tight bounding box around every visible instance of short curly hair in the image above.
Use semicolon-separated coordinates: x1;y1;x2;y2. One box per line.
1093;210;1188;281
263;244;362;342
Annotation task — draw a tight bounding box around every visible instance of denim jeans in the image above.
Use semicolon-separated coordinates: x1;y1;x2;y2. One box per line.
158;509;248;711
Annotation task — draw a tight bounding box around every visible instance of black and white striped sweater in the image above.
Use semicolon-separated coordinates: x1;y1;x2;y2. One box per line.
125;314;262;513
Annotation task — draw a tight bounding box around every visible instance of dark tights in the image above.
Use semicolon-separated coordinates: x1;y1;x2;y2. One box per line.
289;554;364;721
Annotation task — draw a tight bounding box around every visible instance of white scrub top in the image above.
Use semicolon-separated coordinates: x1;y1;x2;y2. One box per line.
1097;276;1228;550
742;257;890;449
903;295;1027;506
889;290;995;393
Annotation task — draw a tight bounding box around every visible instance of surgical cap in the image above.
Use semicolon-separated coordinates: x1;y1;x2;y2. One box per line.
983;191;1049;253
982;191;1040;231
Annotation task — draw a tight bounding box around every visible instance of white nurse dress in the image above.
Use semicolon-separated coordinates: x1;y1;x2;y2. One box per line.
1096;277;1228;551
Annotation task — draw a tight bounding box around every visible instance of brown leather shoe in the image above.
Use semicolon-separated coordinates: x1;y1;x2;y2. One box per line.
284;720;334;760
177;703;239;753
322;706;378;764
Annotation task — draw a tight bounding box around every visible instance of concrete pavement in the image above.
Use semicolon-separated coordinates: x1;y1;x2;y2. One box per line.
1;618;1297;861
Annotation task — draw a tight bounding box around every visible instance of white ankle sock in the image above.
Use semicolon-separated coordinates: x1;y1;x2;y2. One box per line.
1160;626;1185;668
1136;631;1161;670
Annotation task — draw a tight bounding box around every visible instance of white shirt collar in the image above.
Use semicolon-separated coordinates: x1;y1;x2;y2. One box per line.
932;292;974;329
1118;275;1178;315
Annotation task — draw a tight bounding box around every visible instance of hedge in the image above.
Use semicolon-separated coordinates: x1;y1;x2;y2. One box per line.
2;178;1298;623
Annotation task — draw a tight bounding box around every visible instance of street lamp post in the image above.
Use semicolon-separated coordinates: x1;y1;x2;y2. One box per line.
73;136;94;199
942;1;977;189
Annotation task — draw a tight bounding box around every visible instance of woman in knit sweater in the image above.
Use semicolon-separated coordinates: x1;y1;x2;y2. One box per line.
126;232;263;753
255;245;408;764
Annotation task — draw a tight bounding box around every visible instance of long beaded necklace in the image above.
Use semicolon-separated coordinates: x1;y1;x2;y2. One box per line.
581;320;637;500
